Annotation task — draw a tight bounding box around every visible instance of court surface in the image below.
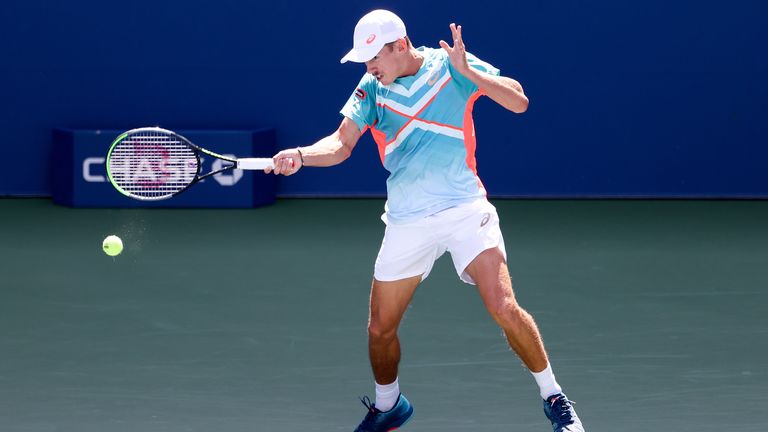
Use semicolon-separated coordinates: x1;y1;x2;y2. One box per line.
1;198;766;432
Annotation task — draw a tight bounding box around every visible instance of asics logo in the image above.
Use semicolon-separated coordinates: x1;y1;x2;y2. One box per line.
427;71;440;86
480;213;491;227
366;34;377;44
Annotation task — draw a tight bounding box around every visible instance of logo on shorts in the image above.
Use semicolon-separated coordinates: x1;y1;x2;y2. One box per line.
480;213;491;227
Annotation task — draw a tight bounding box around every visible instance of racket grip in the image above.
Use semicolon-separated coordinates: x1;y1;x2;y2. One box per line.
237;158;275;170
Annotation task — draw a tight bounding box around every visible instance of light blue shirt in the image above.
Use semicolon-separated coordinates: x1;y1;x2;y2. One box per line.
341;47;500;223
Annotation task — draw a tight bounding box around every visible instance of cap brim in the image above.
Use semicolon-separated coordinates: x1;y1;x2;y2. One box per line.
340;45;381;64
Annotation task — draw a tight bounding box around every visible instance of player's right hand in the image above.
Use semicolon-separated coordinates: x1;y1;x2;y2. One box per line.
267;149;301;176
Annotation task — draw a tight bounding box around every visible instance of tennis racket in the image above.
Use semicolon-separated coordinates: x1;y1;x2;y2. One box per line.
106;127;275;201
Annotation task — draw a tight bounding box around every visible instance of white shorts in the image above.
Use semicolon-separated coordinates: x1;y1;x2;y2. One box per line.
374;199;507;285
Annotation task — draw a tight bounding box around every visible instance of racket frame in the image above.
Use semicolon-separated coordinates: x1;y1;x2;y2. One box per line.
106;127;245;201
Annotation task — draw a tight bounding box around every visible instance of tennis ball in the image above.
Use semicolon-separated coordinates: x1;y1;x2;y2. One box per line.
102;235;123;257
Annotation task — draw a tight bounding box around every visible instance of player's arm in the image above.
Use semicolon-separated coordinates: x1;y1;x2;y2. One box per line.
299;117;362;167
269;117;362;176
463;71;528;114
439;23;529;113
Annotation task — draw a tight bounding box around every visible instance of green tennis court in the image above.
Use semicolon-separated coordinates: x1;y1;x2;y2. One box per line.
1;198;766;431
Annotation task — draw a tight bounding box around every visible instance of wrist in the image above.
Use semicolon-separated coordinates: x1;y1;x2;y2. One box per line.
296;147;305;167
463;66;483;86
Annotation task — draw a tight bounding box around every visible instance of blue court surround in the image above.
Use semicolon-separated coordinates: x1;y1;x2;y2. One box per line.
1;1;767;198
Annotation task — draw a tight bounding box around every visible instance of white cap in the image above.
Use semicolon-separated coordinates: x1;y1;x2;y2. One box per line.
340;10;407;64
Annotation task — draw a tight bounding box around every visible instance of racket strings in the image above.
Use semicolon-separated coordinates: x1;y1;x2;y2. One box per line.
108;132;199;199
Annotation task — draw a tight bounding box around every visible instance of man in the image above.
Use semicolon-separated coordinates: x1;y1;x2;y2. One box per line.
267;9;584;432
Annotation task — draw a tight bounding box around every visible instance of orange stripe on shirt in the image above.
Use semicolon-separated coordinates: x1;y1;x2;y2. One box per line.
368;122;388;164
463;90;486;193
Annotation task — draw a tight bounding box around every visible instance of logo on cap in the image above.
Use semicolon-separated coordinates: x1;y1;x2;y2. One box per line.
366;34;377;44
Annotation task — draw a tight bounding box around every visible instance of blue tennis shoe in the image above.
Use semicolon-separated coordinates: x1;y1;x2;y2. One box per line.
354;393;413;432
543;393;584;432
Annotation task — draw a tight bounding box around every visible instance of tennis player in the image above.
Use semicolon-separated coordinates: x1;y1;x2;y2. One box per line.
268;9;584;432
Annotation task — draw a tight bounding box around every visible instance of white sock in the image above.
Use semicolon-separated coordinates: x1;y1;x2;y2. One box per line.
375;377;400;412
531;363;563;400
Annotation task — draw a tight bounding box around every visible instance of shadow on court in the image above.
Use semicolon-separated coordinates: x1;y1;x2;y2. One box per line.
0;198;766;431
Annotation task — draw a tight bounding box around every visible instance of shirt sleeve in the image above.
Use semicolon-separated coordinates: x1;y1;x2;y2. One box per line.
340;74;378;132
447;51;501;97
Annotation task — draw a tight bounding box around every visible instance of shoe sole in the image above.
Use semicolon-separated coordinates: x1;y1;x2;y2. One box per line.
388;407;414;431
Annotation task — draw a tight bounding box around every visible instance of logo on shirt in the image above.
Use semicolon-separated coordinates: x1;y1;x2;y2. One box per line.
427;64;443;86
427;71;440;86
355;88;367;100
366;34;377;44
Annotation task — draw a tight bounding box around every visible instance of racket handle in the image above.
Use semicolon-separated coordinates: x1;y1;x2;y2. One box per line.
237;158;275;170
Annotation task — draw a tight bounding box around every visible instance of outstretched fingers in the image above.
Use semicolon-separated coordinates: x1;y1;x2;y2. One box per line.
452;23;465;52
441;22;469;74
440;23;461;52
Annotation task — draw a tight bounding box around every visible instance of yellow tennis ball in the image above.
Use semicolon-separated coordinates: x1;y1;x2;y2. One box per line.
102;235;123;257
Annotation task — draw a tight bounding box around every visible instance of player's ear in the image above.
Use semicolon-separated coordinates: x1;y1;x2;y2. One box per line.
398;38;407;52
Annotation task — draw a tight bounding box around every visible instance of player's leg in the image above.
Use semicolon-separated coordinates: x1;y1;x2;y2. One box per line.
464;247;549;372
368;275;421;387
369;215;443;393
353;277;419;432
465;248;584;432
445;199;584;431
354;217;438;431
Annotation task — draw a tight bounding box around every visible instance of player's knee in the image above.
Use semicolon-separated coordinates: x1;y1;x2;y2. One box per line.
490;299;528;330
367;320;398;343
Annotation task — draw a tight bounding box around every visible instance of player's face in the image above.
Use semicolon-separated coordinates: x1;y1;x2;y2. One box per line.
365;40;402;85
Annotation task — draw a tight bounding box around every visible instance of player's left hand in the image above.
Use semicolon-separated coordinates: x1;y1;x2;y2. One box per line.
439;23;470;76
